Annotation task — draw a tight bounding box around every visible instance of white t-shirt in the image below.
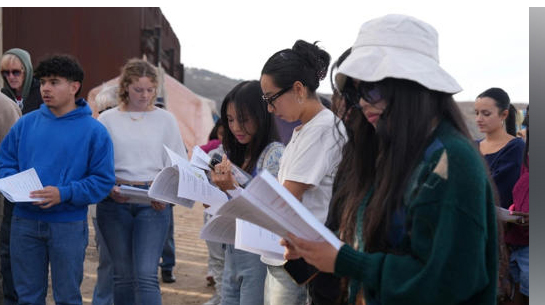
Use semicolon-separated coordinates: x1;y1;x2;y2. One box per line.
263;108;346;266
97;106;187;182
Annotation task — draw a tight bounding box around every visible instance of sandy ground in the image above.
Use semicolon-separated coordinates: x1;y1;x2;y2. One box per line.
45;203;214;305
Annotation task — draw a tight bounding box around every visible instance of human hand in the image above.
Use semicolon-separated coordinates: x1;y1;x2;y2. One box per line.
280;237;302;260
210;154;237;191
151;201;166;211
282;233;341;273
30;186;61;209
109;186;130;203
511;211;529;226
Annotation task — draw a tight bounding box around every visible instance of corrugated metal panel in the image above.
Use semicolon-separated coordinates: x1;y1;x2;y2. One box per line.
2;7;183;99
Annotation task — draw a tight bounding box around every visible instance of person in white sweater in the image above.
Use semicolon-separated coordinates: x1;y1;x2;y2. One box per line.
96;59;187;305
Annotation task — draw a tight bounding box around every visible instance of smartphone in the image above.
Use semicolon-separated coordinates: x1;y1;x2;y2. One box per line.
208;155;222;169
283;258;319;286
209;153;252;187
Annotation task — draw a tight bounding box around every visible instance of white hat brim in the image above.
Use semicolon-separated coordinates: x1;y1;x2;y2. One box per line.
335;46;462;94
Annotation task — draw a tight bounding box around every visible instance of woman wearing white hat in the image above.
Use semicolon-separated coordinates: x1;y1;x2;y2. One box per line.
281;14;499;305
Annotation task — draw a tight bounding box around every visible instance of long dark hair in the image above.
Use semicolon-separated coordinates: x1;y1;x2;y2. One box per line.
477;87;518;136
208;119;222;141
220;81;280;172
329;48;362;123
333;78;472;251
261;40;330;95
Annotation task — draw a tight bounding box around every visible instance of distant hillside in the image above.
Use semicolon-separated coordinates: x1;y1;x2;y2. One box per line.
184;67;243;113
183;67;527;140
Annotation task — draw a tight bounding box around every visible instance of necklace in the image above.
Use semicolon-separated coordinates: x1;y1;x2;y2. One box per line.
128;111;146;121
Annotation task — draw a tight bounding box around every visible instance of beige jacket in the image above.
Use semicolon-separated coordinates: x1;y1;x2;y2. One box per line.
0;91;21;142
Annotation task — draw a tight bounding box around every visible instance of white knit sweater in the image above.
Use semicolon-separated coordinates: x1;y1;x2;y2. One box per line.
97;106;187;182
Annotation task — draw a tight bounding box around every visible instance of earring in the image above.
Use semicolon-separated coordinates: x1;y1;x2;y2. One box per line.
297;98;303;104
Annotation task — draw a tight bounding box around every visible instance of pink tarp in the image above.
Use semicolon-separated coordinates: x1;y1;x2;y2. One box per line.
87;74;215;156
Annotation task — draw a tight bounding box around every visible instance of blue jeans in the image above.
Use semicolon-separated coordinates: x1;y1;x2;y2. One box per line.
221;245;266;305
92;216;114;305
264;265;307;305
160;205;175;272
509;245;529;296
97;198;170;305
10;216;88;305
0;199;17;305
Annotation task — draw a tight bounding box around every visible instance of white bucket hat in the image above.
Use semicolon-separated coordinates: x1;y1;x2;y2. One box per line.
336;14;462;94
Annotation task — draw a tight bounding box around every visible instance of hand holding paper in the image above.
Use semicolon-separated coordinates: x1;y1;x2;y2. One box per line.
0;168;45;202
30;186;61;209
204;170;341;258
281;233;342;273
110;185;130;203
496;206;524;223
210;155;238;191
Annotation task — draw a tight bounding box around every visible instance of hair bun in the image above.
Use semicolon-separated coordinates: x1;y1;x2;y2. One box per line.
292;40;331;82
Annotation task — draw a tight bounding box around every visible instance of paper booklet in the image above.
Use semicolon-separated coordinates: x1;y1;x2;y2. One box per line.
189;145;212;171
496;206;523;223
0;168;45;202
200;208;285;261
117;185;184;207
147;145;226;208
235;219;285;261
200;214;236;244
190;146;253;187
200;170;341;257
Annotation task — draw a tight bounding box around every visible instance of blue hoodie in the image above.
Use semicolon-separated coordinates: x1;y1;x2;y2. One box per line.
0;98;115;222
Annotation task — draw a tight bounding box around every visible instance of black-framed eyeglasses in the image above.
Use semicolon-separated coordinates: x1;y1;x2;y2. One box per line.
1;69;23;77
262;85;293;107
356;82;382;104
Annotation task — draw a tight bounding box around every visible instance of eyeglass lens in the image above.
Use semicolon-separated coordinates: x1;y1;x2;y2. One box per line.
1;69;22;77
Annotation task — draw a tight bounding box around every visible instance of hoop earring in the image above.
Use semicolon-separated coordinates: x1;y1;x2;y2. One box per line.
297;98;303;104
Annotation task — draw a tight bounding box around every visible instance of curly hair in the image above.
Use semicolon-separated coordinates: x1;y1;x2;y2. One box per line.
34;54;84;96
118;58;158;106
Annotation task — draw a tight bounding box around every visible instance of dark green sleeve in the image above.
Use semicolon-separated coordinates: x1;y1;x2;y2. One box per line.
334;146;497;305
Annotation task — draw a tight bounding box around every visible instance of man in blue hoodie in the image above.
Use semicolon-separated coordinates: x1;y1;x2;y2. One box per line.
0;55;115;304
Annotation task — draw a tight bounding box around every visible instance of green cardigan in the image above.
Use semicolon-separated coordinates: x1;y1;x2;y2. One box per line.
334;121;498;305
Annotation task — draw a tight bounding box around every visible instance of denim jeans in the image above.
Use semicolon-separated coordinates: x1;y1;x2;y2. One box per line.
10;216;88;305
221;245;267;305
160;205;175;272
204;212;225;305
509;245;529;296
0;200;16;305
264;265;307;305
97;198;170;305
92;216;114;305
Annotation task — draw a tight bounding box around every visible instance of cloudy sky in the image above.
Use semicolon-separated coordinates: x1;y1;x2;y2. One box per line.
162;1;533;102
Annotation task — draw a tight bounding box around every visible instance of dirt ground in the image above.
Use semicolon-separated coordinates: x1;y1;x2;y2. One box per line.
46;204;214;305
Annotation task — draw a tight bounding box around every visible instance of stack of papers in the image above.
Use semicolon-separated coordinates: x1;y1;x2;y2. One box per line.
190;146;253;187
147;145;223;208
0;168;44;202
200;170;341;260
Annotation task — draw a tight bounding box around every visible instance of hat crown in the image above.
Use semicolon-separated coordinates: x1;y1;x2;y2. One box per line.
353;14;439;63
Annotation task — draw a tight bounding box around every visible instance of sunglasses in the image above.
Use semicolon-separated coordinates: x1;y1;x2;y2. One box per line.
262;85;293;108
356;82;382;104
1;69;23;77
